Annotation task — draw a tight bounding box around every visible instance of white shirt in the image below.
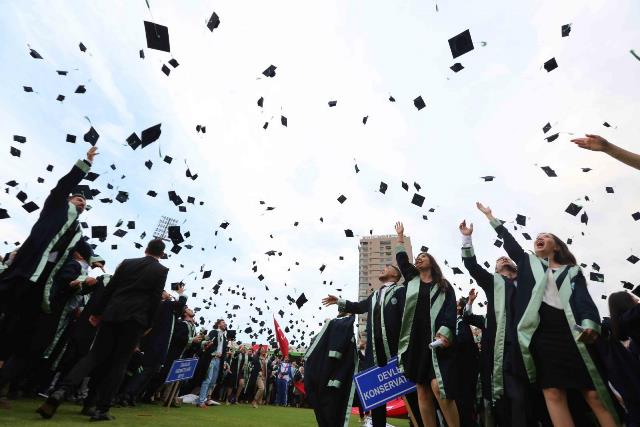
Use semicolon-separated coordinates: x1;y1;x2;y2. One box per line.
542;268;563;309
215;329;225;354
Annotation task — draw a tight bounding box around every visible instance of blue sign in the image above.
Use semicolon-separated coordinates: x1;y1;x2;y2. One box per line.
354;357;416;411
165;357;199;384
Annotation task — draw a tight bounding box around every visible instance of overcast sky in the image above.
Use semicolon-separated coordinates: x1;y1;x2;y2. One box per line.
1;0;639;347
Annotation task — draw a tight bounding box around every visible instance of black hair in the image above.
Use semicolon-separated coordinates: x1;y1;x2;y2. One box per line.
146;238;165;257
608;291;637;340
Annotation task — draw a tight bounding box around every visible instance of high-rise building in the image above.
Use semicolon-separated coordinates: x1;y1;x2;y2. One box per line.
356;235;413;339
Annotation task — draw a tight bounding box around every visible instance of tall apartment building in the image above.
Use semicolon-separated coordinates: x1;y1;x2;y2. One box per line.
356;235;413;338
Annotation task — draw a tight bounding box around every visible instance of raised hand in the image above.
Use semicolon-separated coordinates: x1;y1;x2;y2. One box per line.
468;288;477;303
321;295;338;306
395;221;404;236
86;146;98;163
476;202;492;216
459;220;473;236
571;134;609;152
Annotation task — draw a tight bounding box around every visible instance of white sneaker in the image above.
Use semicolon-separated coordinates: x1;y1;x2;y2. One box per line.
206;400;221;406
361;416;373;427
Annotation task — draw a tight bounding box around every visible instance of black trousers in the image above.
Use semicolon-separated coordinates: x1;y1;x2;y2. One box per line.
493;371;538;427
59;320;143;412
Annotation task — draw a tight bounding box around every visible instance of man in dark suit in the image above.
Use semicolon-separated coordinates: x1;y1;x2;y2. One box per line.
37;239;169;421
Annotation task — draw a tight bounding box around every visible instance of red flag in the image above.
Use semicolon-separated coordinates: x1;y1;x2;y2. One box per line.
273;316;289;358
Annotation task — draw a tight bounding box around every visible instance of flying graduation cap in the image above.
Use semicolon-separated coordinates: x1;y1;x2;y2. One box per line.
144;21;171;52
448;30;474;58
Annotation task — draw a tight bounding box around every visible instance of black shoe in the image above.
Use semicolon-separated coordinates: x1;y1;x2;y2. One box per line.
36;390;65;419
81;406;97;416
89;411;115;421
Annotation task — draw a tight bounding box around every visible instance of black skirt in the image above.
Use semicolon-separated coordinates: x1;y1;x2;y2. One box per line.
531;302;594;390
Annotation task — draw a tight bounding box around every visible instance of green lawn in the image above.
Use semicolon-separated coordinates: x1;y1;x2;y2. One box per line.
1;400;405;426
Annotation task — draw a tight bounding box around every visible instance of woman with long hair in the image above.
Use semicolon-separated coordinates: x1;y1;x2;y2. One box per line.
608;291;640;345
250;346;268;408
476;202;618;427
395;222;459;427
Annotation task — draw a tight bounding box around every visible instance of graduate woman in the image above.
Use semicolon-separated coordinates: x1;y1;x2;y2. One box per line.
394;222;459;427
476;202;619;427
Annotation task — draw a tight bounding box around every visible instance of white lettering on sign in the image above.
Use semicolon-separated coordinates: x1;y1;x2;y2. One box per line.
362;375;407;400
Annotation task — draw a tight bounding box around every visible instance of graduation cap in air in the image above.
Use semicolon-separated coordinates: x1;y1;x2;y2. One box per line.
452;267;463;275
516;214;526;226
262;65;277;78
362;116;368;125
21;202;39;213
84;172;99;182
328;100;337;107
164;156;173;164
627;255;639;264
481;176;495;182
29;48;43;59
296;293;308;309
66;134;76;143
411;193;425;207
561;24;571;37
57;70;68;76
92;226;107;239
545;133;559;143
541;166;557;177
413;96;426;111
1;209;10;219
115;191;129;203
144;21;171;52
379;182;388;194
23;86;33;92
141;123;161;148
420;246;429;253
543;123;552;133
56;95;65;102
281;116;287;127
139;49;145;59
13;135;26;143
73;184;95;200
633;212;640;221
590;272;604;282
79;42;87;52
127;221;135;229
543;58;558;72
75;85;86;94
113;229;127;238
450;63;464;72
448;30;474;58
337;194;347;204
344;229;354;237
168;58;179;68
161;65;170;76
84;127;99;146
257;97;264;107
605;187;614;194
207;11;221;31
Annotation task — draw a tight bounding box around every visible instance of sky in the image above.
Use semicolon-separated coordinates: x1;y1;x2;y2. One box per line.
1;0;639;348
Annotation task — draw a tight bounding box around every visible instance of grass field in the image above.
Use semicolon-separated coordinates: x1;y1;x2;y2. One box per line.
1;399;405;426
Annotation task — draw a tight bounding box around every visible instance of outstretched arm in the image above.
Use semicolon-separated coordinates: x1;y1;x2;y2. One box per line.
571;134;640;171
322;293;371;314
459;220;495;290
476;202;526;265
45;147;97;209
395;222;419;282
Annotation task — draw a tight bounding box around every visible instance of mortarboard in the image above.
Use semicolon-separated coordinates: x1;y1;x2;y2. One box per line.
13;135;26;143
565;203;582;216
545;133;559;142
141;123;162;148
147;190;157;197
56;95;65;102
481;176;495;182
561;24;571;37
92;226;107;239
328;100;337;107
79;42;87;52
627;255;639;264
168;58;179;68
144;21;171;52
161;64;170;76
16;191;27;202
580;211;588;225
543;123;551;133
10;147;21;157
75;85;86;94
540;166;557;177
66;134;76;143
296;292;308;308
72;184;94;200
337;195;347;204
145;160;153;170
420;246;429;253
84;127;99;146
115;191;129;203
84;172;99;182
516;214;526;226
56;70;68;75
603;122;611;128
257;97;264;107
494;239;503;248
139;49;144;59
281;116;287;127
164;155;173;164
23;86;33;92
207;11;220;31
344;229;354;237
543;58;558;72
413;96;426;111
590;272;604;282
448;30;474;58
113;229;127;238
605;187;614;194
411;193;425;207
23;201;40;213
29;48;43;59
262;65;277;78
127;221;135;229
450;63;464;72
379;182;388;194
633;212;640;221
362;116;368;125
401;181;409;191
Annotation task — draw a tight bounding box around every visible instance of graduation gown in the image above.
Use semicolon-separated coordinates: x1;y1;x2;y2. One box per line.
338;280;406;368
140;296;188;367
304;315;358;427
0;159;94;293
490;218;619;422
395;244;457;398
229;351;249;390
462;244;518;402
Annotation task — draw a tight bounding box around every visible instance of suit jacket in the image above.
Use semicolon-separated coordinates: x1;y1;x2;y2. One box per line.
94;256;168;329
